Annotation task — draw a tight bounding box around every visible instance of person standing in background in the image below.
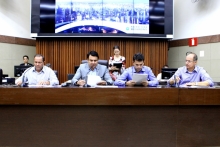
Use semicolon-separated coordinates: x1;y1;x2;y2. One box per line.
108;45;126;81
20;55;33;66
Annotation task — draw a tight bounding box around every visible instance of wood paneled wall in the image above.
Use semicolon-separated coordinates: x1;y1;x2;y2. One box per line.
36;38;168;83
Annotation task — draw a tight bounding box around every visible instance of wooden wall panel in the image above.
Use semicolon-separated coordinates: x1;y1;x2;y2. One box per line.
36;38;168;83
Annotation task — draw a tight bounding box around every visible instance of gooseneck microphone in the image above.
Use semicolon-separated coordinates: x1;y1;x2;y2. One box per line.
21;67;32;87
173;75;179;87
83;69;91;87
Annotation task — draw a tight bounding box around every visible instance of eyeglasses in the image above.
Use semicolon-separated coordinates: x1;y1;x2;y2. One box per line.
185;60;194;63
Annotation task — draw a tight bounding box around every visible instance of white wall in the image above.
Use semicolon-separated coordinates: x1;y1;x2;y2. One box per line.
0;43;35;78
0;0;31;39
173;0;220;40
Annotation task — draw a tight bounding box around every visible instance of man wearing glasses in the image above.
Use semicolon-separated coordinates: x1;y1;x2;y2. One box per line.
168;52;214;87
114;53;158;87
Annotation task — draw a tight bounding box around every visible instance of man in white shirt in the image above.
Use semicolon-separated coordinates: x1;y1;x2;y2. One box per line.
15;54;59;86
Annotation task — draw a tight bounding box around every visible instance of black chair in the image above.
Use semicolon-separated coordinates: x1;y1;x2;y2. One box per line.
54;70;58;77
81;60;108;67
0;68;2;85
67;74;75;80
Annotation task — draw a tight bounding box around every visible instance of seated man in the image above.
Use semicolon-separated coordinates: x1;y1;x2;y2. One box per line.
72;50;113;86
15;54;59;86
114;53;158;87
20;55;33;66
167;52;214;87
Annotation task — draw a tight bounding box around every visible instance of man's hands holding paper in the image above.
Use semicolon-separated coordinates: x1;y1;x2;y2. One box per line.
77;80;86;86
126;80;148;87
97;80;107;85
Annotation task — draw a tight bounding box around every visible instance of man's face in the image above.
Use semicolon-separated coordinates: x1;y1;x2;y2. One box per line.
88;55;98;69
133;60;144;72
23;57;29;63
34;56;44;72
185;54;197;70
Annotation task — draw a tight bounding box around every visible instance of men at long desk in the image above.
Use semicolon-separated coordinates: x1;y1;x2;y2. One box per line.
72;51;113;86
167;52;214;87
114;53;158;87
15;54;59;86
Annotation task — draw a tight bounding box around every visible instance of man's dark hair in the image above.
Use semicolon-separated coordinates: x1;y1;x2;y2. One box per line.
113;45;120;50
87;51;99;59
133;53;144;62
34;54;45;62
23;55;29;60
186;51;198;61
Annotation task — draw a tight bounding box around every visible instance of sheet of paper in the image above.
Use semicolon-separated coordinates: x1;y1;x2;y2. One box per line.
87;75;102;86
95;85;118;88
132;74;148;84
28;85;59;88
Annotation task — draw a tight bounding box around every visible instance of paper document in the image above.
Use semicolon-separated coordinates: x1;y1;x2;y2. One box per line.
28;85;60;88
95;85;118;88
132;74;148;84
87;75;102;87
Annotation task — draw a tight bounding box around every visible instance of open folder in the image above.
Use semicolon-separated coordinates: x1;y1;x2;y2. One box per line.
132;74;148;85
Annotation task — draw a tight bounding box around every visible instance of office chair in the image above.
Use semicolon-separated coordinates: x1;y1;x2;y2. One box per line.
0;68;2;85
67;74;75;80
54;70;58;77
81;60;108;67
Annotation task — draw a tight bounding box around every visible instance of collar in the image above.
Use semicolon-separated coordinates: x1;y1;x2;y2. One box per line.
184;66;198;73
86;63;99;71
132;66;145;73
33;66;45;73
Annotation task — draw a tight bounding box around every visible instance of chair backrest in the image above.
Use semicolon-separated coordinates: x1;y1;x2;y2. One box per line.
0;68;2;85
53;70;58;77
67;74;75;80
81;60;108;67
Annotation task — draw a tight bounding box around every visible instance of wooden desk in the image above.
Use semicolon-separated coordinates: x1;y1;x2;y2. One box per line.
0;87;220;147
0;86;220;105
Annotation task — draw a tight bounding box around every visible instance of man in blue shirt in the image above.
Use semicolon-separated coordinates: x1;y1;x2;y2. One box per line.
167;52;214;87
114;53;158;87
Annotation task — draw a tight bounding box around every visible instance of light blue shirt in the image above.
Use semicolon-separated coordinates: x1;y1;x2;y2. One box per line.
114;66;158;87
167;66;214;87
15;66;59;86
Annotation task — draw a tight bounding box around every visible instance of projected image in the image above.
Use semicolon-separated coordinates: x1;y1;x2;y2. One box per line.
55;0;149;34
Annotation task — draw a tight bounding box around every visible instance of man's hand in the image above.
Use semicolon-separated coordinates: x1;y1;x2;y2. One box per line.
97;80;107;85
77;80;86;86
141;80;148;87
110;66;119;71
126;80;136;86
38;80;50;85
16;80;22;86
169;76;181;85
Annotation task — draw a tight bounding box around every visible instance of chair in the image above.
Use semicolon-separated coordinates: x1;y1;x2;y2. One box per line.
67;74;75;80
0;68;2;85
54;70;58;77
81;60;108;67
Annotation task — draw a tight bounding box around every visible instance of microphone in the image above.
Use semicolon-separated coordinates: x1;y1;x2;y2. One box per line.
173;75;179;87
21;67;32;87
83;69;91;87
